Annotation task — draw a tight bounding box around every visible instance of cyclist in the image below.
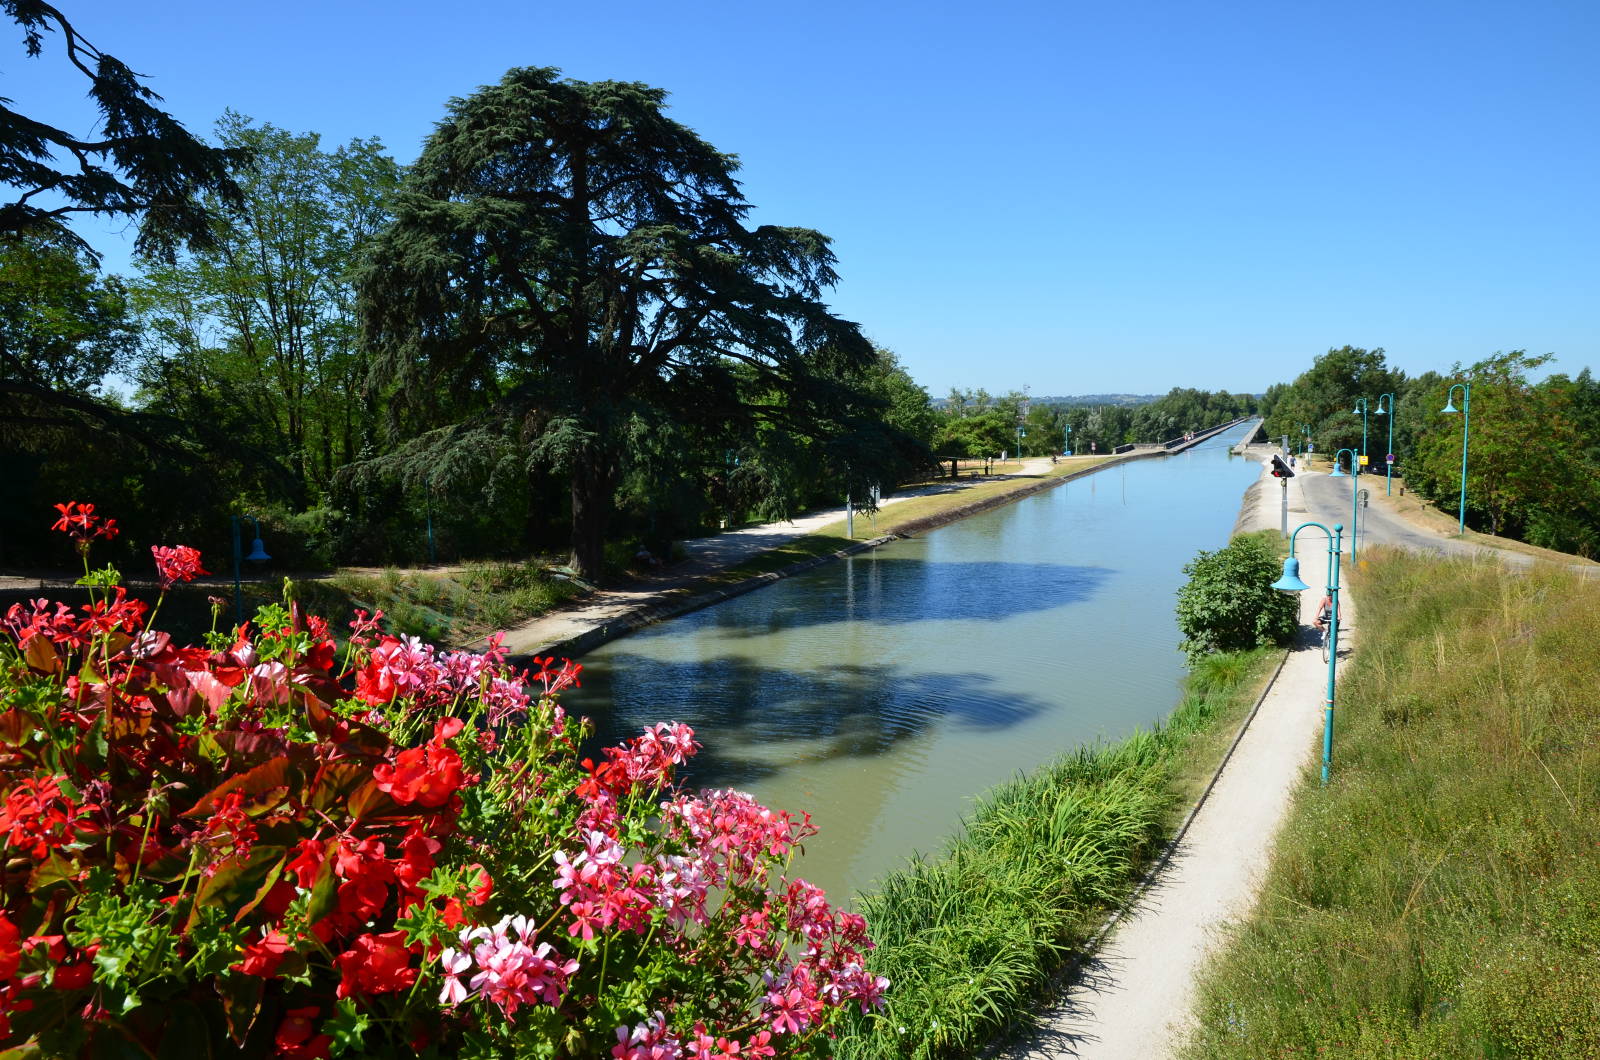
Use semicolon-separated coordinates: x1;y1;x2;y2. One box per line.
1313;593;1336;633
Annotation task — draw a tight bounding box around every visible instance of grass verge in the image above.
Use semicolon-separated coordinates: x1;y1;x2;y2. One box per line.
832;645;1281;1059
1183;546;1600;1058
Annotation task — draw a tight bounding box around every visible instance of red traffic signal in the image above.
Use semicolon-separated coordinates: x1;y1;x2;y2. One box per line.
1267;454;1295;478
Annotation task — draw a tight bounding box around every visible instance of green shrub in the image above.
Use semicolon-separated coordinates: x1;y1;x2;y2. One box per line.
1174;532;1298;661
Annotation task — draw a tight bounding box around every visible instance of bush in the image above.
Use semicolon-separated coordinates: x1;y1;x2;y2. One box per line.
1173;532;1298;661
0;504;884;1056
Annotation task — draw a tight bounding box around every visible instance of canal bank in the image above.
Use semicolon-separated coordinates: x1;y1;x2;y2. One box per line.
992;454;1355;1059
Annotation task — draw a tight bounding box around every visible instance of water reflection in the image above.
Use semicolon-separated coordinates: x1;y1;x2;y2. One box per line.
582;655;1054;790
563;426;1264;902
709;558;1113;634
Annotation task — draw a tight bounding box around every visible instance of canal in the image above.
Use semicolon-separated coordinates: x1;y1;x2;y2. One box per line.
564;422;1263;903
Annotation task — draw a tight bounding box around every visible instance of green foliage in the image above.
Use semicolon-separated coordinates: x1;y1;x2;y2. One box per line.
1174;532;1298;661
0;234;136;394
1408;351;1600;547
132;112;403;504
1184;549;1600;1058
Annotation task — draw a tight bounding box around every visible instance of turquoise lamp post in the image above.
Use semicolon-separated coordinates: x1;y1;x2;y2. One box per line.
1063;423;1072;456
1271;521;1345;785
1329;448;1360;562
1296;423;1312;459
1352;397;1371;476
231;515;270;626
1442;383;1471;534
1374;392;1396;496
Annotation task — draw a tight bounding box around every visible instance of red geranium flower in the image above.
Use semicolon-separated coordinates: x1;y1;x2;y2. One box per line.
0;915;19;981
333;931;416;998
234;929;292;978
373;718;465;809
50;501;118;548
276;1006;333;1060
150;544;209;590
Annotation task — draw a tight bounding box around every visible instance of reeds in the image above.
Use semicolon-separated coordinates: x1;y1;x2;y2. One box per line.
833;647;1277;1059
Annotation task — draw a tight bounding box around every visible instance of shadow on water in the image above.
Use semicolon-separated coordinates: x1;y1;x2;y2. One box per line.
570;654;1054;791
685;557;1115;637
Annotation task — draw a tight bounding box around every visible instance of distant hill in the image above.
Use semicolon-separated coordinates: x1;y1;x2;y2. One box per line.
930;393;1160;409
1031;394;1160;407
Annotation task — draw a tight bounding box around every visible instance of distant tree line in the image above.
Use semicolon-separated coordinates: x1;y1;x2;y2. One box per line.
931;387;1258;459
1261;346;1600;555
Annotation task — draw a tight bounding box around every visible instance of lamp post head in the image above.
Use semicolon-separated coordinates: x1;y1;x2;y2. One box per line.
1441;399;1458;414
246;538;270;563
1329;463;1347;477
1271;556;1311;592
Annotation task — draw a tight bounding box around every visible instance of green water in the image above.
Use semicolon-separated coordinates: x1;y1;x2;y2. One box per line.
563;424;1263;903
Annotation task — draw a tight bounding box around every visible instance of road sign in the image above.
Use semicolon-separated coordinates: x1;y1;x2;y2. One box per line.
1386;453;1395;464
1358;454;1369;466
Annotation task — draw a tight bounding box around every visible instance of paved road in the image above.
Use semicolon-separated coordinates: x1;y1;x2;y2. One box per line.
1294;468;1489;562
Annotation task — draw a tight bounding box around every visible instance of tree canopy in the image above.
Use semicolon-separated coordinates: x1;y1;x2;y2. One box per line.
357;67;915;578
0;0;243;258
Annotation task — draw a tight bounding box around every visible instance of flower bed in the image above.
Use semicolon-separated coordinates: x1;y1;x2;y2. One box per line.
0;503;885;1057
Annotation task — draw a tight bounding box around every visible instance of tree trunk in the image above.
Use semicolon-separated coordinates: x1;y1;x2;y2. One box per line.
569;458;613;583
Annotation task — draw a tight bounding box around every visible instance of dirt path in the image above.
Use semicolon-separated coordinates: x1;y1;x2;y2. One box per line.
996;460;1352;1059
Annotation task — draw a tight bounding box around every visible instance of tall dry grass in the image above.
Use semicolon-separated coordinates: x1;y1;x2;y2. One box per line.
1186;546;1600;1058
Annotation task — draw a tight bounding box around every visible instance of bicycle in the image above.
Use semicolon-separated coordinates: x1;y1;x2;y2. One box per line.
1313;596;1339;662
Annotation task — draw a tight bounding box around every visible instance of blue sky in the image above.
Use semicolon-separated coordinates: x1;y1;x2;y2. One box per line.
12;0;1598;395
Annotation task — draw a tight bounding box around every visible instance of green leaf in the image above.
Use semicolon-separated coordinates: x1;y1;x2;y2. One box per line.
326;998;370;1057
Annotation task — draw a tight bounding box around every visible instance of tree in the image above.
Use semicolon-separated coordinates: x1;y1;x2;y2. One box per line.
1262;346;1404;460
1;0;242;258
133;114;402;501
358;67;889;579
1175;533;1299;661
0;232;133;394
1410;351;1596;541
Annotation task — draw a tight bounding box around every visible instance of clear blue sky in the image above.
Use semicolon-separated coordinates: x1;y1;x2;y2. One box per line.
14;0;1598;395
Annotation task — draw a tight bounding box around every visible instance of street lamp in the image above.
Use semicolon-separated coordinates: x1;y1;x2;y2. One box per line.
1296;423;1312;460
1351;397;1371;477
1062;423;1072;456
1016;424;1026;463
1374;393;1396;496
231;515;270;627
1442;382;1471;535
1329;448;1360;562
1270;521;1345;785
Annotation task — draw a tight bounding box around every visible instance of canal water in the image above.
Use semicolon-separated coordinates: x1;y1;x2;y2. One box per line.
564;423;1263;903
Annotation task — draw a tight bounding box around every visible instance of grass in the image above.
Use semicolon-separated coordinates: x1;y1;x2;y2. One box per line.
1183;546;1600;1058
285;561;583;648
832;645;1280;1060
